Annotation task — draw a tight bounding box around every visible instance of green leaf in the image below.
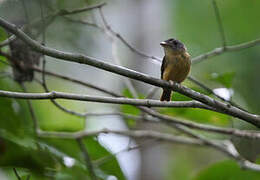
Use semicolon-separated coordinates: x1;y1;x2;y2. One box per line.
171;85;211;101
0;80;34;136
161;108;229;126
160;85;229;126
0;136;59;173
0;27;7;42
32;100;85;132
210;72;236;88
42;137;125;180
193;160;260;180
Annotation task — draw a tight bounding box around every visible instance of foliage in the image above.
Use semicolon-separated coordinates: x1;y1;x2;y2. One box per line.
193;160;260;180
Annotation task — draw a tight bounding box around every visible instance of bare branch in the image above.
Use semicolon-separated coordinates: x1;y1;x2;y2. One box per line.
212;0;226;47
63;17;103;30
0;2;105;48
93;139;155;167
99;7;139;98
187;76;247;112
192;38;260;64
98;7;160;64
38;129;204;145
57;2;106;16
0;89;213;109
37;128;260;171
1;88;260;139
13;168;21;180
76;138;97;180
33;67;121;97
37;2;84;119
0;35;17;48
139;107;260;139
19;83;39;134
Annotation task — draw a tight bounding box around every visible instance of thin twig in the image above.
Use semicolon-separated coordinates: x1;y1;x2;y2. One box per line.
0;35;17;48
38;2;91;118
76;138;97;180
98;7;160;64
139;107;260;139
187;76;247;112
63;17;103;30
19;83;39;135
33;67;120;97
39;129;203;145
99;7;139;98
38;128;260;171
39;0;48;92
38;0;75;117
93;139;161;167
0;2;105;48
0;89;218;110
57;2;106;16
35;78;88;117
0;55;119;98
191;38;260;64
13;168;21;180
212;0;226;47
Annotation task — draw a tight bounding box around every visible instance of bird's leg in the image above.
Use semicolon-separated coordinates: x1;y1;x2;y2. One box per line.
169;80;176;86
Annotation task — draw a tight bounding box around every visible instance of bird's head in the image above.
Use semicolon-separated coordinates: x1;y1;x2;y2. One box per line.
160;38;187;54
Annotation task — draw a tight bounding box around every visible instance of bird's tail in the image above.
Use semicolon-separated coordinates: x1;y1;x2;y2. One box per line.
160;89;172;101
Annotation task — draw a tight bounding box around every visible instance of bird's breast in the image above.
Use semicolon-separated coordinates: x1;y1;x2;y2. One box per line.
163;54;191;83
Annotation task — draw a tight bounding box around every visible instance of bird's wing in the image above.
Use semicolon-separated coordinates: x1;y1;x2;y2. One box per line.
161;56;167;79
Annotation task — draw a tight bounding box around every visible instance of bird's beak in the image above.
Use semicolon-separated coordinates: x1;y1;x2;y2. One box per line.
160;41;168;46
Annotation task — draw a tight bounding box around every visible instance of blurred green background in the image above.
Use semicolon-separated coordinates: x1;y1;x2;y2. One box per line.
0;0;260;179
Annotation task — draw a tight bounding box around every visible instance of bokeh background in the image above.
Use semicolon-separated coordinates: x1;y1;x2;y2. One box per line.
0;0;260;179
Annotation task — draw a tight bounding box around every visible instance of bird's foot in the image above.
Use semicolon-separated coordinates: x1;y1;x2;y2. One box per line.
169;80;176;86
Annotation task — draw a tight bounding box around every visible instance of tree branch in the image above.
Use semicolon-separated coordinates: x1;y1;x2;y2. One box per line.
19;83;39;134
191;38;260;64
212;0;226;47
38;129;204;145
57;2;106;16
1;87;260;140
76;138;97;180
139;107;260;139
13;168;21;180
0;2;105;48
0;89;214;110
38;128;260;171
187;76;247;112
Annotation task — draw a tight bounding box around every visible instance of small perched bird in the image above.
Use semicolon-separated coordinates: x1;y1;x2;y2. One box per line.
160;38;191;101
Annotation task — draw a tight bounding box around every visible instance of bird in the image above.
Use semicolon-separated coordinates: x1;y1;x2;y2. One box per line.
160;38;191;101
